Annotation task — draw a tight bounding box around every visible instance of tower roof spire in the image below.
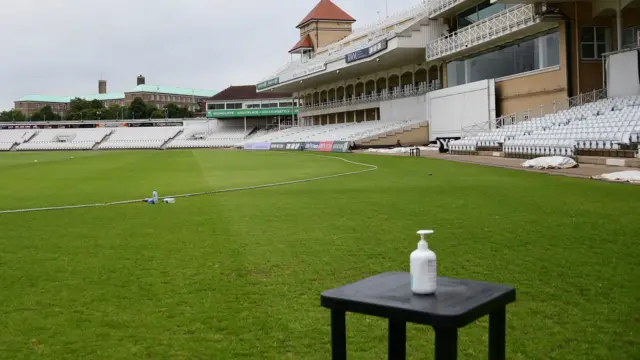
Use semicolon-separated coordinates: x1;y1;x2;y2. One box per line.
296;0;356;29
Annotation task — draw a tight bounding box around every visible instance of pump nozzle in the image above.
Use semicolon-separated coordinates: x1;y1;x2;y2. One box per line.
417;230;434;241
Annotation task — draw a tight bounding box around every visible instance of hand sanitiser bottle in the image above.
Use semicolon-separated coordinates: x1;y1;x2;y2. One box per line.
410;230;437;295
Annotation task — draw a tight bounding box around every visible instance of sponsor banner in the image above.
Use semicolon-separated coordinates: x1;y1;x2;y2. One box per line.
331;141;351;153
256;77;279;90
269;142;287;151
285;142;303;150
436;137;461;153
345;40;388;63
317;141;334;152
247;141;350;152
244;142;271;150
292;63;326;79
206;107;299;118
303;141;320;151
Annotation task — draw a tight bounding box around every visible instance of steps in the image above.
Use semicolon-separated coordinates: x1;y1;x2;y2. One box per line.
161;130;183;149
9;143;18;152
358;122;429;147
93;132;113;150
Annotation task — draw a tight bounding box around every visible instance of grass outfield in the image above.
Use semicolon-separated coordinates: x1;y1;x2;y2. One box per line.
0;150;638;359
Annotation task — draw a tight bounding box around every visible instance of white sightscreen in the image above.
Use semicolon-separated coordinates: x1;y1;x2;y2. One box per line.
607;49;640;98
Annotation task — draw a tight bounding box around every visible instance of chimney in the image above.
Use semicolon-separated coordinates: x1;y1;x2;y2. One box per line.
98;80;107;94
137;75;146;86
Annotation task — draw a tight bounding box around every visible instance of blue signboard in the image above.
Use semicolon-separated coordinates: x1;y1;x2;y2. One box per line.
345;40;388;63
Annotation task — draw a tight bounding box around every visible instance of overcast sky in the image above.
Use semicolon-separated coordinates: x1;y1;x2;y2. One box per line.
0;0;420;110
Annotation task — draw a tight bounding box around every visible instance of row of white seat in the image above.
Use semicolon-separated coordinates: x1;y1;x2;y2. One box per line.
17;142;96;151
243;119;424;144
166;139;239;149
450;94;640;156
98;140;166;150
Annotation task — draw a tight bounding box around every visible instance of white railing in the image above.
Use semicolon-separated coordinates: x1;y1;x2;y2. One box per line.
300;82;440;114
337;2;429;46
461;89;608;136
427;0;467;17
426;4;538;60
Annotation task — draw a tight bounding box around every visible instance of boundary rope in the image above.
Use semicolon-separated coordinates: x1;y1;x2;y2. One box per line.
0;154;377;215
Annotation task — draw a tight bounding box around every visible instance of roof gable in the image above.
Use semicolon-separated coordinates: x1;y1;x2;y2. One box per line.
296;0;355;28
289;34;314;53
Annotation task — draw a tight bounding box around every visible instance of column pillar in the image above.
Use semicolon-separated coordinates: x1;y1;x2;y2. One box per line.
616;0;623;50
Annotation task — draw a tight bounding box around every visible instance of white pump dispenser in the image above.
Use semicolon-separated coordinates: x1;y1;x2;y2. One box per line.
410;230;437;294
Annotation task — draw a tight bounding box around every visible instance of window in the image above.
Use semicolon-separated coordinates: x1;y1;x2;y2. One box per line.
581;27;610;60
226;103;242;109
456;1;515;30
446;30;560;87
279;102;293;107
261;103;278;108
623;26;640;48
246;104;261;109
208;103;224;110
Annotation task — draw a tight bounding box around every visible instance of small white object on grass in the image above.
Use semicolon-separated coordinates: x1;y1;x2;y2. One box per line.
163;198;176;204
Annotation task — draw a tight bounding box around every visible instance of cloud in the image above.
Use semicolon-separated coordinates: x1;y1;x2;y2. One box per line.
0;0;420;110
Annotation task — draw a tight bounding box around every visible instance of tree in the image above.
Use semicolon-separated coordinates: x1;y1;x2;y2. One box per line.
0;109;27;122
150;109;164;119
30;111;42;121
129;97;148;119
90;99;104;110
68;98;105;120
164;103;180;118
39;106;61;121
105;104;124;120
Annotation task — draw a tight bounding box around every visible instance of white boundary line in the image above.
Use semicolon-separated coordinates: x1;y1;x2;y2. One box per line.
0;154;377;215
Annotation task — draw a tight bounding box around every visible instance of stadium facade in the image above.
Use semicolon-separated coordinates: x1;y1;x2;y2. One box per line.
14;75;216;118
256;0;640;141
203;86;297;132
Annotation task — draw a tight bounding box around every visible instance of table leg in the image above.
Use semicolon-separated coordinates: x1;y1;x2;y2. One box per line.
489;307;506;360
388;319;406;360
331;309;347;360
434;327;458;360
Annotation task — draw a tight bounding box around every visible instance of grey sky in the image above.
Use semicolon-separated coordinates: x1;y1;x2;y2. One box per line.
0;0;420;111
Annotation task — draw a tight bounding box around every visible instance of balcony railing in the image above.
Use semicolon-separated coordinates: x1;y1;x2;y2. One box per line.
427;0;468;17
426;4;538;60
299;82;440;114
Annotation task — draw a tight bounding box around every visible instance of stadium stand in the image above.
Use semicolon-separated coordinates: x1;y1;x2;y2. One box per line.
167;125;253;149
242;119;425;144
0;130;36;150
450;95;640;158
17;128;112;151
98;127;182;150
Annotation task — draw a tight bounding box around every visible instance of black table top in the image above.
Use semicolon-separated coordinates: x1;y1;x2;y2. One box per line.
321;272;516;328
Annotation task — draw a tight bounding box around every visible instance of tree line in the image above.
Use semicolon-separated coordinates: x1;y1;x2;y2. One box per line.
0;97;196;122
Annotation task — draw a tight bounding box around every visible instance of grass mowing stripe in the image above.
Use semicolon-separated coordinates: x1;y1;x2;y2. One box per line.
0;153;377;215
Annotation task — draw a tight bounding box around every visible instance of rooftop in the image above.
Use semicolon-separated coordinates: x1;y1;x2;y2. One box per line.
129;85;217;97
289;34;315;53
296;0;356;28
208;85;292;101
82;93;126;101
17;85;217;104
18;95;72;103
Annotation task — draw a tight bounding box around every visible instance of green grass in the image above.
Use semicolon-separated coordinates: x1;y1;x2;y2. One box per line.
0;150;638;360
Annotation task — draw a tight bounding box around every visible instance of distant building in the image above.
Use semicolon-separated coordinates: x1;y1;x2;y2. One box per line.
14;75;216;117
203;85;296;131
